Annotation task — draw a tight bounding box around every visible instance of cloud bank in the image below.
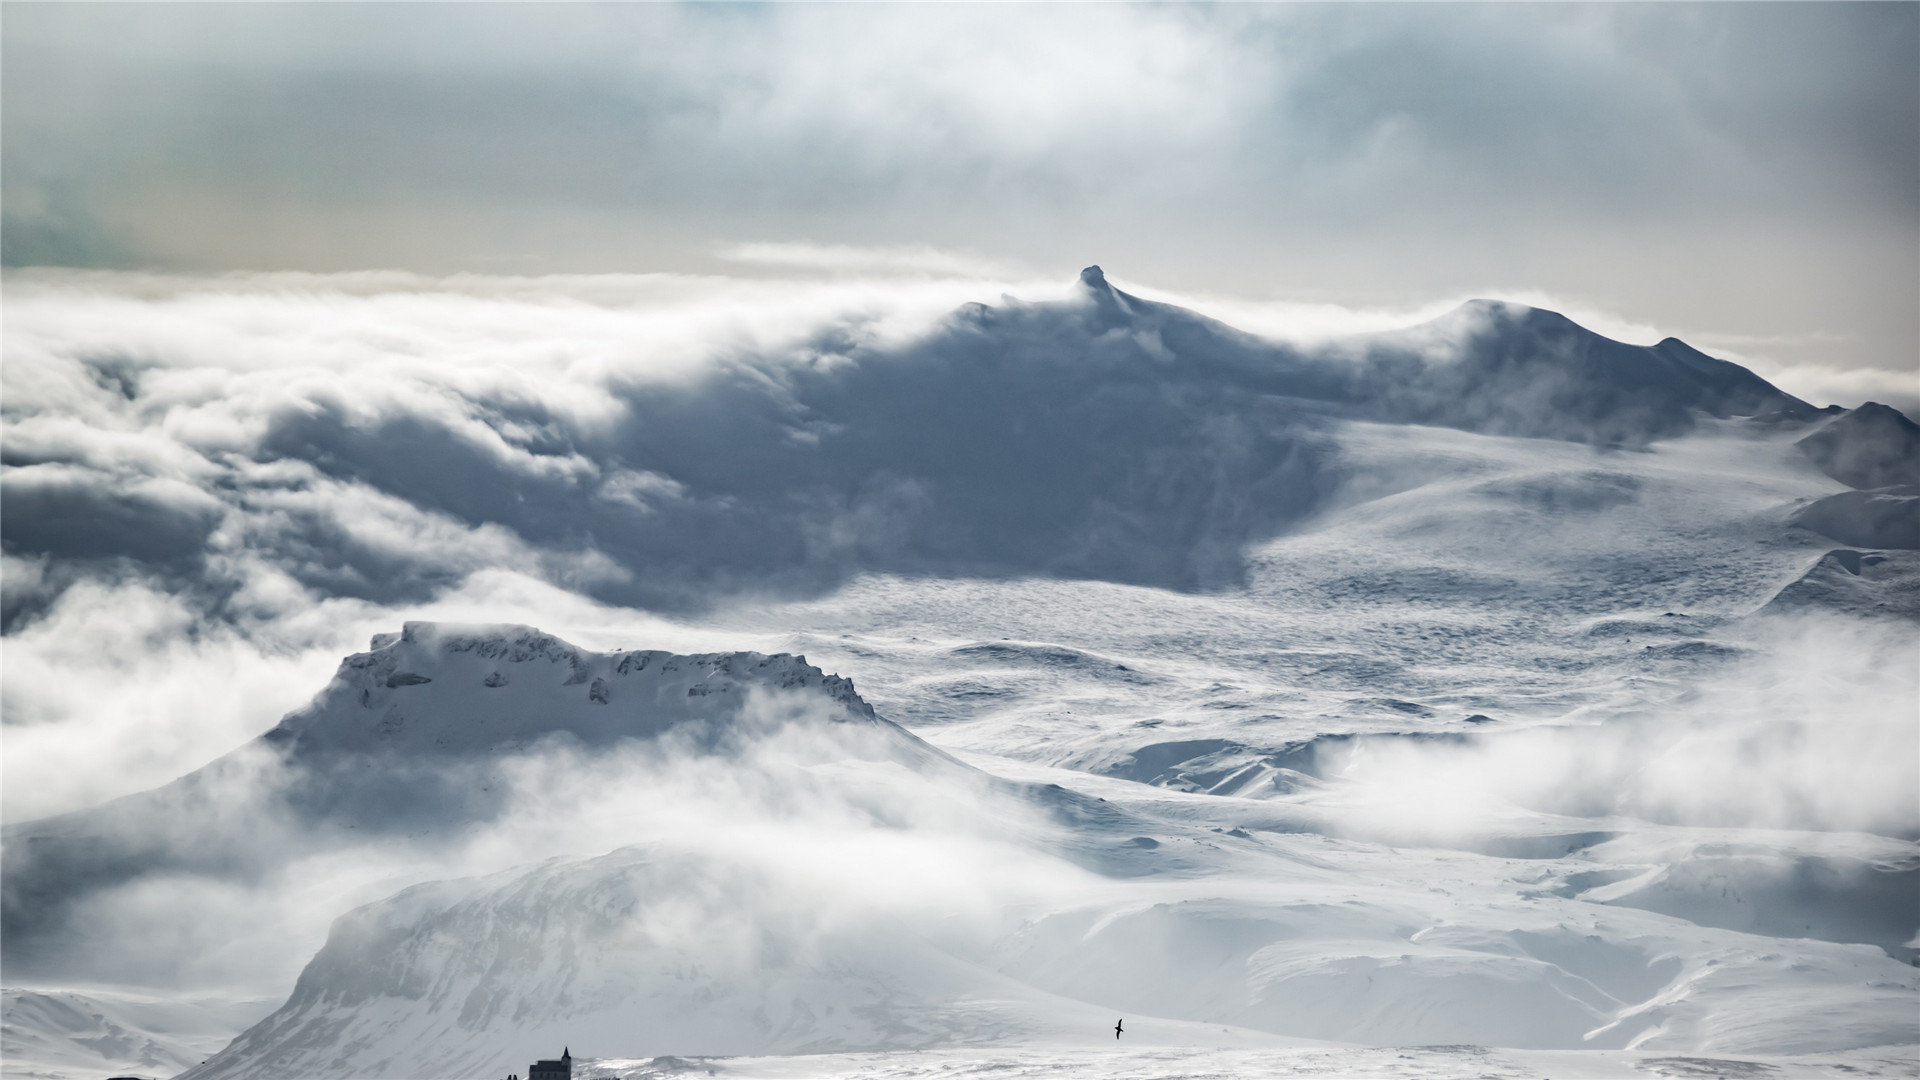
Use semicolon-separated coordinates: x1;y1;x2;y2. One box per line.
0;266;1881;822
4;3;1914;385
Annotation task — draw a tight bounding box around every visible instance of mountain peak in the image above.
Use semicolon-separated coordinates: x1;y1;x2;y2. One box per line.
1075;264;1137;325
267;622;878;757
1443;298;1576;332
1797;401;1920;489
1851;401;1919;426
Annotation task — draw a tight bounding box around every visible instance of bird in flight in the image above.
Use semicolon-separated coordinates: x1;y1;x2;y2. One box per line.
1114;1019;1124;1040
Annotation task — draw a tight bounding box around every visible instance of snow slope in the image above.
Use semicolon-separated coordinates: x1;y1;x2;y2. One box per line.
174;846;1310;1080
1797;402;1920;490
176;612;1918;1075
0;268;1834;624
2;624;935;987
6;275;1916;1080
581;1044;1919;1080
0;989;273;1080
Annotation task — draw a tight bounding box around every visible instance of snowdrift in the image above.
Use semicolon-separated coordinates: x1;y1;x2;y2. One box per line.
1762;548;1920;620
1791;485;1920;550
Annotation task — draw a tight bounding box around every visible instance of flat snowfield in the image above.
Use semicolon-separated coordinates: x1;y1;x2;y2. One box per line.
583;1045;1920;1079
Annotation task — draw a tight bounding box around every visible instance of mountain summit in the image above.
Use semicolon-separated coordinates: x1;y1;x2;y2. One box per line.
265;621;879;757
0;625;930;985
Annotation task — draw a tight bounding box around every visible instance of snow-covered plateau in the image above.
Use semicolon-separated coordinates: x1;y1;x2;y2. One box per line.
2;269;1915;1079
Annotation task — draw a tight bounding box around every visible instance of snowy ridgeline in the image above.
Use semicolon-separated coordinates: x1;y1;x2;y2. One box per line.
2;623;943;984
269;621;883;756
2;277;1918;1080
0;988;273;1080
8;266;1904;625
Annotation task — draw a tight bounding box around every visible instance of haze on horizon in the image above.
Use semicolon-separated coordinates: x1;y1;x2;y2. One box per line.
3;2;1916;410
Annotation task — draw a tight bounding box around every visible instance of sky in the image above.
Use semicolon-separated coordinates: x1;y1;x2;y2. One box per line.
3;2;1916;393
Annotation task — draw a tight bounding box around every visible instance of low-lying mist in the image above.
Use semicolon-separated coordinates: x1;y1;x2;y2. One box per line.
7;684;1093;997
1315;616;1920;841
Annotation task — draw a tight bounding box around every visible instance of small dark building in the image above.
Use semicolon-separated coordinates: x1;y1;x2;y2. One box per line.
528;1048;572;1080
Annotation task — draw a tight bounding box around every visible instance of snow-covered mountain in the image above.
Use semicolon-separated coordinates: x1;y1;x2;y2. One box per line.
0;267;1835;624
131;600;1920;1076
1798;401;1920;491
2;624;940;987
173;844;1293;1080
0;988;273;1080
1066;268;1818;443
5;271;1916;1080
1788;402;1920;550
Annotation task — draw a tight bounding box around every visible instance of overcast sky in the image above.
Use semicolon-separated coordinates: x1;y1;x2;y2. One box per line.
3;2;1916;385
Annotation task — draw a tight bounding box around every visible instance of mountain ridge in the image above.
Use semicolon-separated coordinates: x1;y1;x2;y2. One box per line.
0;624;922;986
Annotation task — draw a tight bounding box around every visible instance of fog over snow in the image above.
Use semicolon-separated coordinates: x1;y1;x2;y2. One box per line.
2;262;1916;1079
2;4;1917;1079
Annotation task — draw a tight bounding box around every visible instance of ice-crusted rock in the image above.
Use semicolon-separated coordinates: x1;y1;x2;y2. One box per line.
1075;263;1138;327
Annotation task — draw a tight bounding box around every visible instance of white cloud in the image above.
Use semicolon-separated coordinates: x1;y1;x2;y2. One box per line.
717;242;1029;280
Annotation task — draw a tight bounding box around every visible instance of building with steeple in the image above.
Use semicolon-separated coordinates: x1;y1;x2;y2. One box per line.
527;1048;571;1080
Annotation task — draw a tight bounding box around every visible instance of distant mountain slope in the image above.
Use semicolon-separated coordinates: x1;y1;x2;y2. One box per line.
0;623;929;985
0;987;273;1080
1;268;1829;619
173;845;1254;1080
1790;485;1920;550
1797;402;1920;490
1037;268;1817;443
1342;297;1818;440
1761;548;1920;620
